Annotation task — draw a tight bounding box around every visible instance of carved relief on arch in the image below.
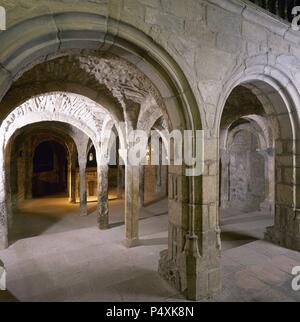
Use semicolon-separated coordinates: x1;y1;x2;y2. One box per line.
0;93;114;148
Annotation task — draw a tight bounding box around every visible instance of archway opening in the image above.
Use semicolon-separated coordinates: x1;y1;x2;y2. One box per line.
219;86;275;250
5;119;106;242
32;140;68;198
0;16;207;298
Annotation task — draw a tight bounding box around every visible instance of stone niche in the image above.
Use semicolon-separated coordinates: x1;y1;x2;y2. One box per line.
227;129;266;212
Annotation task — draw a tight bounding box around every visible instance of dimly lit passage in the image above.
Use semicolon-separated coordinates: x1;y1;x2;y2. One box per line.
0;0;300;303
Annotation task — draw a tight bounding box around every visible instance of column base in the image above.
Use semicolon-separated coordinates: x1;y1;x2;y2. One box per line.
0;232;8;250
98;219;109;230
158;235;222;301
265;225;300;251
123;238;140;248
79;209;88;217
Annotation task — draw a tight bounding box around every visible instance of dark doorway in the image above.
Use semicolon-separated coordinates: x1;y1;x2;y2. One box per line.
32;141;68;197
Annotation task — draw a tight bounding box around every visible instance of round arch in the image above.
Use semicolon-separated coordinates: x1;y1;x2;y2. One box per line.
0;12;202;132
0;13;210;301
217;64;300;251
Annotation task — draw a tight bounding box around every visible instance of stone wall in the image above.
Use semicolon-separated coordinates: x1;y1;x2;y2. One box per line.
0;0;300;300
227;129;266;211
144;165;168;204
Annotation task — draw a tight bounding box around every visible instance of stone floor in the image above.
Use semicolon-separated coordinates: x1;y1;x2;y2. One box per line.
0;197;299;302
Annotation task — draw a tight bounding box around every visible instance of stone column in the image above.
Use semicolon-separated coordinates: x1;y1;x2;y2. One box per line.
124;165;140;247
0;152;8;250
155;164;162;193
78;158;87;216
117;164;124;199
155;140;163;195
158;136;221;301
10;149;18;213
0;197;8;250
265;139;300;251
220;150;230;208
97;164;109;229
258;148;274;213
73;133;90;216
69;148;77;204
139;166;144;207
25;141;33;200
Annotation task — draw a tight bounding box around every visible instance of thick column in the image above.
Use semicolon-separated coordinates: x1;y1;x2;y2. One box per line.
124;165;140;247
78;158;87;216
158;137;221;301
97;165;109;229
265;139;300;251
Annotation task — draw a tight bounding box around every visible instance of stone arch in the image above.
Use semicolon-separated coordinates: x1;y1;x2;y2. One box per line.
221;120;273;212
0;12;211;301
226;124;267;152
12;123;80;204
0;93;105;247
217;65;300;251
0;12;202;131
0;93;101;152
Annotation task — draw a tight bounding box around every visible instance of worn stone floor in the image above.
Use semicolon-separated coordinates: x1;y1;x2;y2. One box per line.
0;197;299;302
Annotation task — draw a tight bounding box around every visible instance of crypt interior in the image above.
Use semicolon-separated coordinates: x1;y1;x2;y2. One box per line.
0;0;300;302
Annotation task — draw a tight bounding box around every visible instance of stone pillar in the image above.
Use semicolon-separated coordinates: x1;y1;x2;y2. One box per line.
0;153;8;250
10;149;18;213
139;166;144;207
97;164;109;229
69;148;77;204
155;164;162;193
158;137;221;301
73;133;90;216
25;141;33;200
70;168;76;204
220;150;230;208
162;165;168;196
124;165;140;247
78;158;87;216
265;139;300;251
0;199;8;250
117;164;124;199
258;148;274;213
155;140;163;194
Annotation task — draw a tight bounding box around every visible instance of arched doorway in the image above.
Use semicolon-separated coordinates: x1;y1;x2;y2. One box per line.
0;13;213;301
32;140;68;198
219;95;275;249
5;117;104;242
218;73;300;253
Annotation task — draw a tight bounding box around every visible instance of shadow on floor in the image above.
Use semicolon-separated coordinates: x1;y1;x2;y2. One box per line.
137;237;168;246
220;214;270;226
9;196;98;244
0;290;19;302
221;231;258;242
